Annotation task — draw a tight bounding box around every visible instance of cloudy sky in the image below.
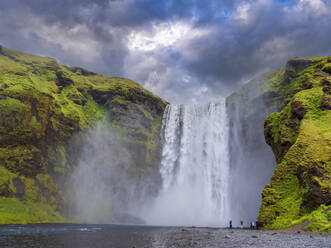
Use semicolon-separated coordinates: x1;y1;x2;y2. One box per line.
0;0;330;103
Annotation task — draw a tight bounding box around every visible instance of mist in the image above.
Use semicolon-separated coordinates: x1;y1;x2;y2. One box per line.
69;122;149;224
142;100;230;227
226;77;278;226
68;88;279;227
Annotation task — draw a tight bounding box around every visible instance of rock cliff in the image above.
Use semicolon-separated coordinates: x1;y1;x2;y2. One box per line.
228;55;331;232
259;56;331;232
0;46;167;223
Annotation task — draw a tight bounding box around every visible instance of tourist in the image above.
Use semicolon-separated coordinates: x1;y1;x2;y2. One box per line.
229;220;232;229
240;220;243;229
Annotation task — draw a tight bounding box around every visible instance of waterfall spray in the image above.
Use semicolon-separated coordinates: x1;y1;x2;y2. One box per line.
145;99;231;227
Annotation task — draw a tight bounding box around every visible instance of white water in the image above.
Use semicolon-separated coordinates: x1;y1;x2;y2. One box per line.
145;99;231;227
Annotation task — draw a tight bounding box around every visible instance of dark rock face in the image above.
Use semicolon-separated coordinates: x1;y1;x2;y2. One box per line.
56;71;74;87
91;86;165;118
323;86;331;94
68;67;97;76
321;78;331;86
12;178;25;200
291;100;307;120
109;103;152;132
284;59;314;84
283;59;325;85
302;80;313;89
309;179;331;206
321;86;331;110
296;164;331;207
322;64;331;74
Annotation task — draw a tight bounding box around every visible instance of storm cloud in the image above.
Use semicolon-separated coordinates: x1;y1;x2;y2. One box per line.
0;0;331;102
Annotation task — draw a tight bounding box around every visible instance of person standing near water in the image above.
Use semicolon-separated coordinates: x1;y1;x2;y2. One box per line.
240;220;243;229
229;220;232;229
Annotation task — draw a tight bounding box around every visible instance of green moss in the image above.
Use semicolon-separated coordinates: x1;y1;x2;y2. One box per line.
265;113;281;143
0;197;67;224
53;167;66;174
260;68;285;95
138;105;154;121
258;55;331;231
21;177;41;202
293;87;324;119
82;96;107;124
292;205;331;232
36;174;52;190
322;63;331;73
261;175;302;229
0;146;42;175
0;45;167;224
56;146;67;168
0;166;16;196
111;96;131;105
0;96;29;111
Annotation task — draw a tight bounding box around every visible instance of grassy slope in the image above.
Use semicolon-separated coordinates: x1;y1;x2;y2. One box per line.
0;45;166;224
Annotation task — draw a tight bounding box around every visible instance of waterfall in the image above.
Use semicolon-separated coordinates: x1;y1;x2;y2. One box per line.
145;99;231;227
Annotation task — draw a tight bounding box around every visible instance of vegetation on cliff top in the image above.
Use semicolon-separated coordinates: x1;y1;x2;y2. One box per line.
0;45;167;223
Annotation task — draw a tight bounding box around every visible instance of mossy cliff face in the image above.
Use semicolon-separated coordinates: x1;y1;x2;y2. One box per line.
0;45;166;224
227;55;331;232
256;56;331;232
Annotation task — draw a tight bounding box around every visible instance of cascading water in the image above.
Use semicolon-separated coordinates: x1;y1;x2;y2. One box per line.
145;99;231;227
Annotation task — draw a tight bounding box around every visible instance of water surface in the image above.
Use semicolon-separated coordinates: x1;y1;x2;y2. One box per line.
0;224;330;248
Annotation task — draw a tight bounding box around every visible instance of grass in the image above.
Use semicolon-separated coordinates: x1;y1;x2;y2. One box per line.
292;205;331;232
0;45;167;224
0;197;67;224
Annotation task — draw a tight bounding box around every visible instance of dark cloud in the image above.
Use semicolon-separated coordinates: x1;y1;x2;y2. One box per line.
180;0;331;95
0;0;331;102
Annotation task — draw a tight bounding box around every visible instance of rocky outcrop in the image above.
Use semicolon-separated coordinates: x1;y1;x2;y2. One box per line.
283;58;318;84
257;56;331;232
0;46;167;224
228;56;331;232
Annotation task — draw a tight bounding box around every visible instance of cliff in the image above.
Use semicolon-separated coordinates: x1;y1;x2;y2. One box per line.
228;55;331;232
0;45;167;223
259;56;331;232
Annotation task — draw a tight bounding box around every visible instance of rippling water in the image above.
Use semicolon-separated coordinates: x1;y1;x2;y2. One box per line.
0;224;330;248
